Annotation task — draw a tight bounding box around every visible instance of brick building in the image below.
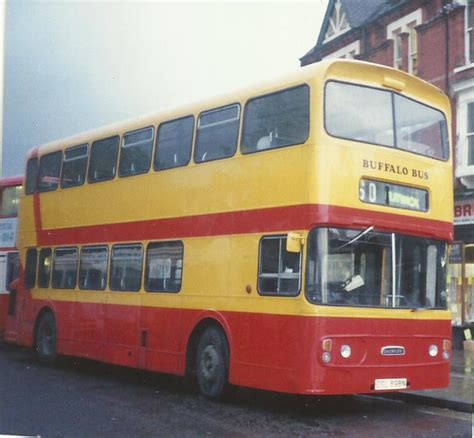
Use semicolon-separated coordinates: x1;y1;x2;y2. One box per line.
301;0;474;346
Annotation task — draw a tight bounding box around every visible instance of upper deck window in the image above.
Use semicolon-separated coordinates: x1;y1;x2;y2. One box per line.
154;116;193;171
88;136;120;183
119;127;154;177
25;158;38;195
194;104;240;163
325;81;449;160
38;151;62;193
241;85;310;154
0;185;22;216
61;144;88;189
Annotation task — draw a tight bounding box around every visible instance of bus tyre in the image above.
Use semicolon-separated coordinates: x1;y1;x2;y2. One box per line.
36;312;57;363
196;326;229;399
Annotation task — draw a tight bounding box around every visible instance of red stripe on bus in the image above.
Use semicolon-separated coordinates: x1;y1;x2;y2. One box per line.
35;204;453;246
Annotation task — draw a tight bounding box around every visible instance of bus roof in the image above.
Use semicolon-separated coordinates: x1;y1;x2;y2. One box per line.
0;176;23;188
26;59;450;160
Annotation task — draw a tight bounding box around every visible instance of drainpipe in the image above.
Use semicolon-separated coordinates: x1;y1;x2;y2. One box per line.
442;0;451;94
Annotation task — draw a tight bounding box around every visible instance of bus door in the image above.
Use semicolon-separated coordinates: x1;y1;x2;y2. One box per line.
139;241;183;374
103;244;142;368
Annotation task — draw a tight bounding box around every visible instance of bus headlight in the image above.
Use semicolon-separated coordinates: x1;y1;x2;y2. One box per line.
429;344;438;357
340;344;352;359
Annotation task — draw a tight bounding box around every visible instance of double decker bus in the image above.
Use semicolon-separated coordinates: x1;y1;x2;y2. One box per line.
12;59;452;398
0;176;22;338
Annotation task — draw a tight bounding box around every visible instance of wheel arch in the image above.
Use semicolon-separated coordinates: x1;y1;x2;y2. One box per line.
185;312;232;381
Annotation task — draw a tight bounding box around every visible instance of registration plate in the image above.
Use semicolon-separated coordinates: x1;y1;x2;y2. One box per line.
374;378;407;391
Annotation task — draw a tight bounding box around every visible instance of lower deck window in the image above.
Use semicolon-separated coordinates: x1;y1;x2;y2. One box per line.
110;244;143;292
258;235;301;296
38;248;52;288
79;246;108;290
145;241;183;292
52;247;78;289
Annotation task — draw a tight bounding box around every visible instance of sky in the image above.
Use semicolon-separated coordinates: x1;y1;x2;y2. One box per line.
3;0;327;177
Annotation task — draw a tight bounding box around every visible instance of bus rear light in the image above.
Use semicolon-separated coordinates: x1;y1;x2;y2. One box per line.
340;344;352;359
322;339;332;352
442;339;451;360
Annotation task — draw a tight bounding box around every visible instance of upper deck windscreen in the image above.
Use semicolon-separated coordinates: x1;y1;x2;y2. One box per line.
325;81;449;161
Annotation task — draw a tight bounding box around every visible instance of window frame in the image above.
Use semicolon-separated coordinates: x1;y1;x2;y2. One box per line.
240;84;311;155
324;80;450;162
25;157;39;195
194;103;241;164
257;235;302;297
24;248;38;289
60;143;89;189
78;245;109;291
154;115;194;172
87;135;120;184
37;151;63;193
118;126;155;178
109;243;144;292
144;241;184;293
51;246;79;290
37;248;52;288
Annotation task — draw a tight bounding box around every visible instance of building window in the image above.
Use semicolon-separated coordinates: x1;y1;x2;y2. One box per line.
52;247;78;289
110;244;143;292
154;116;194;171
194;104;240;163
241;85;310;154
119;127;154;177
258;235;301;296
38;151;62;193
88;136;119;183
79;246;108;291
323;0;350;43
145;241;183;293
61;144;88;189
467;102;474;165
322;41;360;60
387;9;422;74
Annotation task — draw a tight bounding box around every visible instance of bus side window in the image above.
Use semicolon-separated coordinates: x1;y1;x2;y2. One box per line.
38;151;62;193
119;127;154;178
79;246;108;291
24;249;38;289
154;116;194;171
258;235;301;296
145;241;183;293
110;244;143;292
61;144;89;189
52;247;78;290
38;248;52;288
241;85;310;154
194;104;240;163
88;136;120;183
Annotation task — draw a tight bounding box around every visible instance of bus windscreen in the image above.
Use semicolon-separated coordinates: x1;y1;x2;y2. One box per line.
325;81;449;160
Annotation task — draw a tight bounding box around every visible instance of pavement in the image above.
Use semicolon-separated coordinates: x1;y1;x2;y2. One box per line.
392;349;474;413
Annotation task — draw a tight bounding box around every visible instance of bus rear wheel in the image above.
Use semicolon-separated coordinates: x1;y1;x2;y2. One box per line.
36;312;57;363
196;326;229;399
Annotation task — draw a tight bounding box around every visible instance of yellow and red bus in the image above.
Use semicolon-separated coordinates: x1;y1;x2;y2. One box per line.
0;176;22;338
11;59;452;398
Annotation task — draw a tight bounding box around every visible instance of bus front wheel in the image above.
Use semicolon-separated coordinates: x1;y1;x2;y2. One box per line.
196;326;229;399
36;312;57;363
